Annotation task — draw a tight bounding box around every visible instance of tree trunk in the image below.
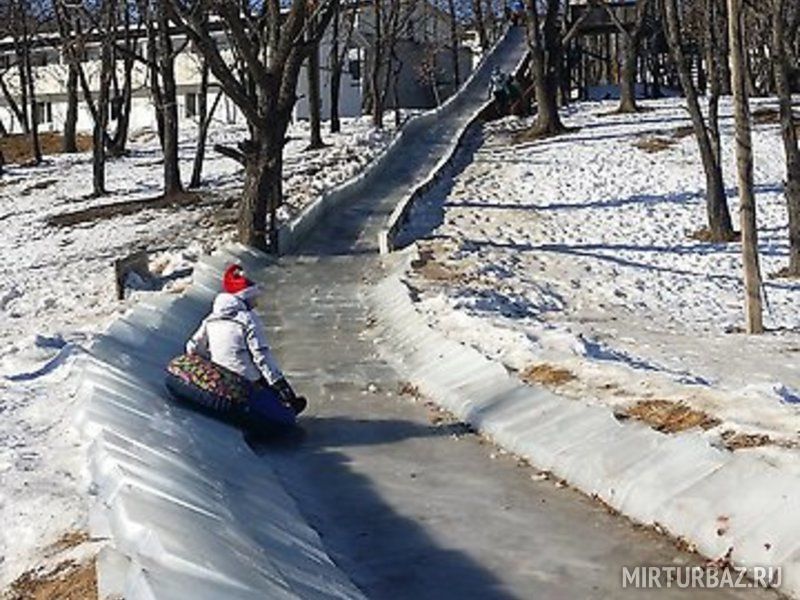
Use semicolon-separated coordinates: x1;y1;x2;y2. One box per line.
63;64;79;153
447;0;461;89
24;34;42;165
650;52;662;98
329;1;342;134
525;0;564;135
664;0;734;241
157;3;182;196
93;25;113;195
238;124;286;251
473;0;489;51
772;0;800;276
612;0;650;113
190;61;219;188
392;50;403;126
0;74;25;132
15;42;29;134
307;34;325;149
705;0;724;164
371;0;384;129
144;12;166;150
728;0;763;333
108;49;135;157
618;33;639;112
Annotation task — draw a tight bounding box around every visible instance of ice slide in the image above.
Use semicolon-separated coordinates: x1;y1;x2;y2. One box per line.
76;28;528;600
76;25;758;600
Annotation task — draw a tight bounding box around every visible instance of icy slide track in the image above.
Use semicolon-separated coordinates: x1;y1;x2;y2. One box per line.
75;27;772;599
76;28;527;599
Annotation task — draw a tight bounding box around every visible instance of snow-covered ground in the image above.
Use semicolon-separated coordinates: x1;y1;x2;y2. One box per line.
401;97;800;468
0;115;396;588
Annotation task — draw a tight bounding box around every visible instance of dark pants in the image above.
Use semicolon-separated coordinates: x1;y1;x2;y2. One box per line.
250;380;296;427
493;91;508;116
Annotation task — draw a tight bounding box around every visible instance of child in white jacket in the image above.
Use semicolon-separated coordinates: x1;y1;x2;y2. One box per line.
187;264;306;415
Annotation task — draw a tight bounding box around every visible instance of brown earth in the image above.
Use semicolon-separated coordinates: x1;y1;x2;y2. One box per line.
0;133;92;165
4;559;96;600
45;532;91;558
411;244;464;282
633;136;678;154
47;191;204;227
520;363;576;387
688;227;741;243
621;399;721;434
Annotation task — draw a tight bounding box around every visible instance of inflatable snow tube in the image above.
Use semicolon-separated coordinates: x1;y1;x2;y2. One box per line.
165;353;297;434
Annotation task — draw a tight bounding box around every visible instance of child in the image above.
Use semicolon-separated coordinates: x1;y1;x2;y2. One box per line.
186;264;307;417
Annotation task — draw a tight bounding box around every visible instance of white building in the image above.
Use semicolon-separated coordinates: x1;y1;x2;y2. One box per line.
0;4;476;136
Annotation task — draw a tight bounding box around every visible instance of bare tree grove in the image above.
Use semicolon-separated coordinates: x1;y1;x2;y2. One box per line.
0;0;797;331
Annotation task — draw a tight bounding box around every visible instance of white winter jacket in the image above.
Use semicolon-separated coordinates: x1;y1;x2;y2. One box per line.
186;292;284;384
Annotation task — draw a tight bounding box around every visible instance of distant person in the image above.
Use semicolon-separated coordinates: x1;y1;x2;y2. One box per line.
510;0;525;26
489;66;510;116
507;75;523;115
185;264;307;417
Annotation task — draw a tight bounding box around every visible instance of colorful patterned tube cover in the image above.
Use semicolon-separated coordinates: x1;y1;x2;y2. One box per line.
165;353;251;414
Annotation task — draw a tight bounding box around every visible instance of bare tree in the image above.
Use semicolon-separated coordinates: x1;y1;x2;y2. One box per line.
328;0;357;134
7;1;42;163
107;2;138;157
21;4;42;165
472;0;489;52
63;69;79;151
446;0;461;88
365;0;416;129
770;0;800;276
606;0;651;113
306;14;325;149
727;0;763;333
664;0;735;241
171;0;337;249
523;0;566;136
134;0;184;195
0;70;27;134
56;0;117;195
189;55;223;188
93;0;115;195
53;0;81;153
703;0;728;174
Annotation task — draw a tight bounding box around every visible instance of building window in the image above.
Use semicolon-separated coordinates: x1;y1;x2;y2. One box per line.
34;101;52;125
0;54;11;69
84;45;101;62
225;98;236;124
31;50;51;67
185;93;197;118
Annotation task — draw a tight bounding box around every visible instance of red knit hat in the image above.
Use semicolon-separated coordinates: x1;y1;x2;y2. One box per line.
222;264;254;294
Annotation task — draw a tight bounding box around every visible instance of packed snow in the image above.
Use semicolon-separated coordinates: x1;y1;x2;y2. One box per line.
400;97;800;466
0;115;397;588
